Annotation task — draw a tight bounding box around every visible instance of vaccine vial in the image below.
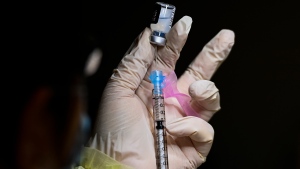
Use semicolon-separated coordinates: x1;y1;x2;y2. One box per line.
150;2;176;46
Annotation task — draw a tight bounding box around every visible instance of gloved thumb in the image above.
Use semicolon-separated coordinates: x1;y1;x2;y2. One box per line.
166;116;214;165
189;80;220;121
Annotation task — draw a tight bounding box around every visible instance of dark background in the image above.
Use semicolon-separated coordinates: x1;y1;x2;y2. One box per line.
82;0;300;169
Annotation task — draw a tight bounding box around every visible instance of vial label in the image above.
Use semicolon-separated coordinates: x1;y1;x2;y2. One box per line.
151;3;162;24
150;2;176;34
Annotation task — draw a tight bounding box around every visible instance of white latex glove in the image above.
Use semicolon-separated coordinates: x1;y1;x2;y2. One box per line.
88;16;235;169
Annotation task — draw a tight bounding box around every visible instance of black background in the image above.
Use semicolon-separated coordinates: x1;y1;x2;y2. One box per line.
82;0;300;169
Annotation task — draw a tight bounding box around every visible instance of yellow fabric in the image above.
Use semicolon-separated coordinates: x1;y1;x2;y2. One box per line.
74;147;133;169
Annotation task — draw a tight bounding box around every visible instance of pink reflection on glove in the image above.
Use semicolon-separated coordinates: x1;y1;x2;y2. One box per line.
163;71;199;117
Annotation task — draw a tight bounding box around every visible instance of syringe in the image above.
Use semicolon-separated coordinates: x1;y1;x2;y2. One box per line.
149;2;176;169
149;70;168;169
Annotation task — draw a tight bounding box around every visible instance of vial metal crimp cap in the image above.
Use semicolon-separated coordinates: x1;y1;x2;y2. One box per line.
150;31;167;46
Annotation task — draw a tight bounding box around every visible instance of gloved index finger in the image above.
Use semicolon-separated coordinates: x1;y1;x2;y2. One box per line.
110;28;155;92
154;16;193;72
187;29;234;80
177;29;235;94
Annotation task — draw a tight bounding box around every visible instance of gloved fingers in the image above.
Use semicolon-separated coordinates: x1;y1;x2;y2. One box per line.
153;16;193;73
177;29;235;95
167;116;214;165
136;16;192;105
110;28;155;93
188;80;220;121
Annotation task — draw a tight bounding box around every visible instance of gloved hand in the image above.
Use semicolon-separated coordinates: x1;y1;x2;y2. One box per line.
88;16;235;169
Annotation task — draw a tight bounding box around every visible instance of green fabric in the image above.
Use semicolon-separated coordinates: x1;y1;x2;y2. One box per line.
74;147;133;169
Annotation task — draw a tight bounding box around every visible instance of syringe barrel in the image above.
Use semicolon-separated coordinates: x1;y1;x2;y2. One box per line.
150;70;169;169
150;70;166;121
154;121;168;169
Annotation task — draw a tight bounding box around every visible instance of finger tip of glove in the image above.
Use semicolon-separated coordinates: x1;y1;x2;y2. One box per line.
180;15;193;25
189;80;218;100
164;16;193;51
218;29;235;44
142;27;152;37
171;15;193;35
